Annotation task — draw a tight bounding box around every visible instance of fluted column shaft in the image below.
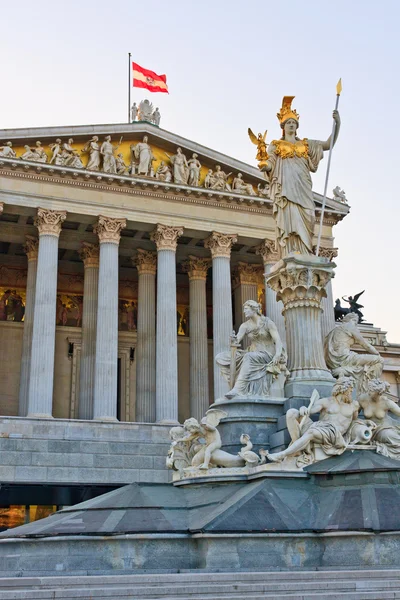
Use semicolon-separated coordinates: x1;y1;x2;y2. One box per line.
264;263;287;347
78;243;99;420
232;262;262;331
133;249;157;422
93;216;126;421
182;257;211;420
205;232;237;401
27;209;66;417
18;237;39;416
321;280;335;340
151;224;183;423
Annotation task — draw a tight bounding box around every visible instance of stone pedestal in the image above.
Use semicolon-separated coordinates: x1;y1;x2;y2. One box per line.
27;209;66;418
133;249;157;423
266;253;335;400
18;236;38;416
182;256;211;421
256;240;287;347
205;232;237;401
78;243;100;420
151;224;183;424
93;216;126;421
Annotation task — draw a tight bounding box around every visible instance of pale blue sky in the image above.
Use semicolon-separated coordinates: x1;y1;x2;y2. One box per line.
1;0;399;338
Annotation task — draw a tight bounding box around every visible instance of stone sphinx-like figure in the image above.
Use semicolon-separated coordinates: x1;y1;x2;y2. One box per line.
260;96;341;257
358;378;400;460
232;173;256;195
266;377;358;465
216;300;287;399
324;313;384;393
0;141;16;158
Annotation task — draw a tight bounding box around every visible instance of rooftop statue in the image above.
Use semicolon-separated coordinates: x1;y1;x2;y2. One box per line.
0;141;16;159
131;102;138;122
324;313;384;393
232;173;256;196
60;139;84;169
259;96;341;257
21;141;48;164
137;99;154;123
131;135;154;176
266;377;358;465
187;153;201;187
206;165;232;191
81;136;101;171
155;160;172;182
152;107;161;126
216;300;288;399
166;147;189;184
101;136;122;174
333;185;347;203
248;129;269;167
342;290;365;323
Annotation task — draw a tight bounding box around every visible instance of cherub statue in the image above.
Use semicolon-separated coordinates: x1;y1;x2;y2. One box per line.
266;378;358;465
333;186;347;203
181;410;246;470
248;129;268;166
166;425;200;474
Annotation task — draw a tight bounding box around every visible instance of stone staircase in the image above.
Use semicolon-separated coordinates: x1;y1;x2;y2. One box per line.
1;570;400;599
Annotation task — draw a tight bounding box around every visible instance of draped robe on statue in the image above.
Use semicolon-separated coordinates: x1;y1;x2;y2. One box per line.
267;139;324;256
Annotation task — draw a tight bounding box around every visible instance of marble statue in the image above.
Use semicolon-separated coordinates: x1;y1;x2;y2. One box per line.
152;107;161;126
333;186;347;203
155;161;172;182
257;182;270;198
60;139;84;169
334;298;350;321
358;378;400;460
324;313;384;393
232;173;256;195
82;136;101;171
168;148;189;184
33;141;48;163
21;141;48;163
187;153;201;187
0;142;16;159
209;165;232;191
137;99;154;122
49;139;63;165
132;136;154;176
238;434;264;467
216;300;287;399
131;102;138;122
342;291;365;323
101;136;122;174
166;426;198;474
204;169;213;189
21;145;37;161
266;377;358;464
260;96;341;257
248;129;268;166
116;153;128;175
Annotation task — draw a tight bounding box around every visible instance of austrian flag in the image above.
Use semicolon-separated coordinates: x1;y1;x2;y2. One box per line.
132;62;169;94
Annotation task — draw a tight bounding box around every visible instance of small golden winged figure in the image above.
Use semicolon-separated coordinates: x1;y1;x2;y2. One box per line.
248;128;268;167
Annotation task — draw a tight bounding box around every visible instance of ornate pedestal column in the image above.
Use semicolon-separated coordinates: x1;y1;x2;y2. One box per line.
18;236;39;416
204;232;237;401
133;249;157;422
182;256;211;421
266;254;335;400
151;224;183;424
78;242;100;420
27;208;66;418
256;240;286;346
93;216;126;421
232;262;263;331
317;247;338;340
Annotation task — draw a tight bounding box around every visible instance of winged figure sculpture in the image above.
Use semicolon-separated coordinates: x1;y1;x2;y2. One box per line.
248;128;269;165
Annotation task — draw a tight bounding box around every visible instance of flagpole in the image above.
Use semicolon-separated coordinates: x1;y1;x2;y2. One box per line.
128;52;131;123
315;79;342;257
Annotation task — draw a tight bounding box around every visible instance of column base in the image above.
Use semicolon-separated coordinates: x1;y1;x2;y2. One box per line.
26;413;54;419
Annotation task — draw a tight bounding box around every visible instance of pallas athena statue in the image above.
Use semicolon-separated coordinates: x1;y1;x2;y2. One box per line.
216;300;288;399
261;96;341;257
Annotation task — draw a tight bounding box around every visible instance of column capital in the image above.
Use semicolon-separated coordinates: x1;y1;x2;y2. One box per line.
79;242;100;267
133;248;157;275
182;255;211;280
204;231;237;258
150;224;183;251
94;216;126;244
255;239;279;265
232;261;263;287
313;245;339;261
24;235;39;261
34;208;67;237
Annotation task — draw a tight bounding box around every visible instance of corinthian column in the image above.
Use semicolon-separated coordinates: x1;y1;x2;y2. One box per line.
151;224;183;423
266;254;335;399
133;249;157;422
204;232;237;401
182;256;211;420
78;242;100;420
317;246;338;340
93;216;126;421
232;262;263;330
256;239;286;346
18;236;39;416
27;208;67;417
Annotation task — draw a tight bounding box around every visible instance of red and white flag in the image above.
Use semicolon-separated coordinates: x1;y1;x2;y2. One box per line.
132;62;169;94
